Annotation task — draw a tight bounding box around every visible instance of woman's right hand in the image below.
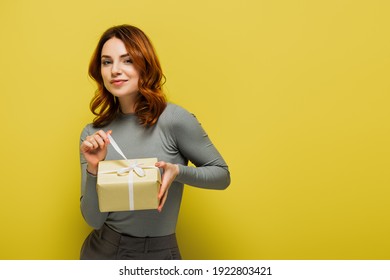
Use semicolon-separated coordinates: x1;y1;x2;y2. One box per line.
80;130;112;175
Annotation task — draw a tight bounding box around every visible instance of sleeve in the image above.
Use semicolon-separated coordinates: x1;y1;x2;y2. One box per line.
170;106;231;190
79;124;108;229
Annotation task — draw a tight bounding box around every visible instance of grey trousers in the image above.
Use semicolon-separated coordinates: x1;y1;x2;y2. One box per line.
80;223;182;260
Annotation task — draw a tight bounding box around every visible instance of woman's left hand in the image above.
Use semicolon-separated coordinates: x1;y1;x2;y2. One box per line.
155;161;179;212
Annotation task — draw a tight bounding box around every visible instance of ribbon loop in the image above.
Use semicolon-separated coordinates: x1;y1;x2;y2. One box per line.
133;165;145;177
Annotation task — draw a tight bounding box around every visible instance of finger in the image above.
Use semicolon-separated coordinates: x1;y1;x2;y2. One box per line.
159;170;174;198
80;140;93;152
92;134;105;149
88;129;112;150
156;161;174;200
157;190;168;212
155;161;165;168
86;136;98;149
95;130;111;144
158;180;168;199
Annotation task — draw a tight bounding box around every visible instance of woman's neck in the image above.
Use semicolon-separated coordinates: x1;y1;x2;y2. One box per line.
118;95;137;114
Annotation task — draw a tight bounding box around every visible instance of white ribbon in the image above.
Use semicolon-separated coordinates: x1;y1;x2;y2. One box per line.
102;134;158;210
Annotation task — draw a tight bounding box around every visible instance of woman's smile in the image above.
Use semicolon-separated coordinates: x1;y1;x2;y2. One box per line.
110;79;128;86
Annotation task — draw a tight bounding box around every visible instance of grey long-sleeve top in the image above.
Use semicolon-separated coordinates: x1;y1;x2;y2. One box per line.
80;103;230;237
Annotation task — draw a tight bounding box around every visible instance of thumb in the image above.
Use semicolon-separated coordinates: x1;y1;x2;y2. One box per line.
155;161;166;168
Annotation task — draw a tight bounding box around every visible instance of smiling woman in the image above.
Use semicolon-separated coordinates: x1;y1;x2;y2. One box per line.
88;25;166;128
79;24;231;260
100;38;140;113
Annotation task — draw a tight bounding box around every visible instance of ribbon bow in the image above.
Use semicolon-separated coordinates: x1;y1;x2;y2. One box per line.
117;161;146;177
107;133;151;177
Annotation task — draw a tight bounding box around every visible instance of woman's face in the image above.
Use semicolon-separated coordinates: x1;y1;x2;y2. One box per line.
100;37;140;101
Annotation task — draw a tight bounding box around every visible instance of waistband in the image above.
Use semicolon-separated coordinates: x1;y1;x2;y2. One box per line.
98;223;178;253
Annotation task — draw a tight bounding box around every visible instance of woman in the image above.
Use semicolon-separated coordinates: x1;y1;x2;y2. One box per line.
79;24;230;260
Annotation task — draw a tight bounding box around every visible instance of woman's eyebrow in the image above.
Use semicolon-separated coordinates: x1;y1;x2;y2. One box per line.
101;54;130;59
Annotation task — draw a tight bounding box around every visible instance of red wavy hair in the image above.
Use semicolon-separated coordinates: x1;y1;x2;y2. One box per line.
88;24;166;127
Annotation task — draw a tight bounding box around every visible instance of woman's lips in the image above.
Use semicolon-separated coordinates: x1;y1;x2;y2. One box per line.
111;79;128;86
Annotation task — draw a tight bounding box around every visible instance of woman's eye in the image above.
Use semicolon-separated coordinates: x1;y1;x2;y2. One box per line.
102;60;112;65
124;59;133;64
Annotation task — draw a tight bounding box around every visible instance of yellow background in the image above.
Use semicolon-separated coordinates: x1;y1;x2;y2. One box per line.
0;0;389;259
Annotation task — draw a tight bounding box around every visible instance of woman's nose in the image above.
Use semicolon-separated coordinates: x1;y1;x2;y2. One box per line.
111;62;122;75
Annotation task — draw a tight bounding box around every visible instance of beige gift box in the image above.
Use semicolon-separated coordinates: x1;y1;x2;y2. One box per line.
97;158;161;212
